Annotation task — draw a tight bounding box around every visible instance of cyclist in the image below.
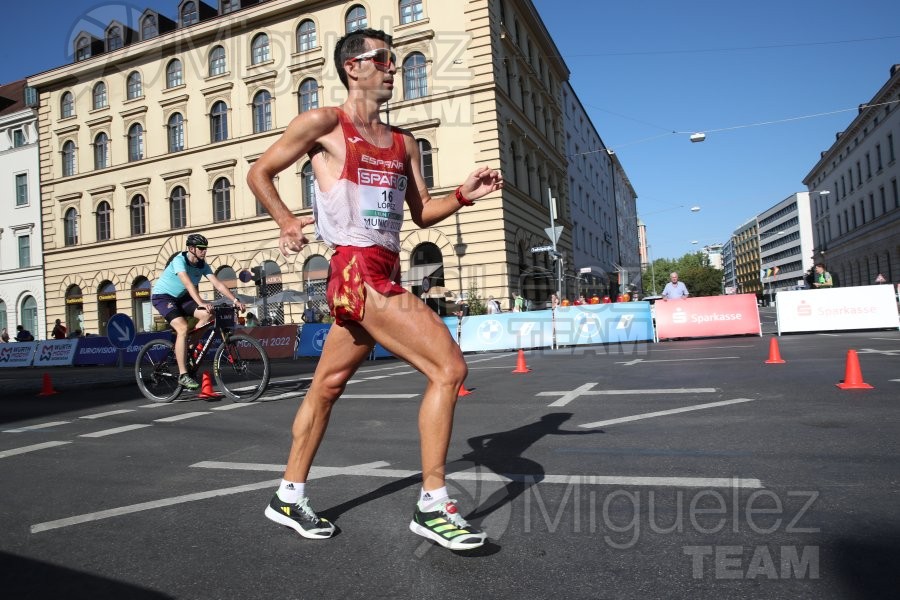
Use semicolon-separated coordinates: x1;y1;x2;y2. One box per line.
150;234;245;390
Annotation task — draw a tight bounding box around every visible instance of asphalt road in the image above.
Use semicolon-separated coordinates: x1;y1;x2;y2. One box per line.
1;327;899;600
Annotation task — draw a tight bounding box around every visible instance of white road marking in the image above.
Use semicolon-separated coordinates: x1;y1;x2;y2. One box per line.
80;410;135;420
618;356;739;366
3;421;70;433
644;345;754;353
0;441;71;459
340;394;420;399
579;398;755;429
80;424;153;438
539;384;716;407
362;375;393;381
139;403;172;409
154;412;211;423
856;348;900;356
210;403;260;411
30;461;390;534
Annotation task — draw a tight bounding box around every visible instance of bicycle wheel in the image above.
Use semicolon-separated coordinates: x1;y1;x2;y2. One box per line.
213;334;270;402
135;339;182;402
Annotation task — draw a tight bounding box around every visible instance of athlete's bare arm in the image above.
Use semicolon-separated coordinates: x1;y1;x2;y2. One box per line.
402;133;503;228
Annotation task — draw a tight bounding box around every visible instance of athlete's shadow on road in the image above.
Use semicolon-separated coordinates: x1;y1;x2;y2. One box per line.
321;412;601;550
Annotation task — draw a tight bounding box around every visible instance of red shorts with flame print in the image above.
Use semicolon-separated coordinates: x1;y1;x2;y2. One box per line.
327;245;406;326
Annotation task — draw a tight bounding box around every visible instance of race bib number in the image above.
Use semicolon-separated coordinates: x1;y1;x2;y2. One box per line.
358;168;406;232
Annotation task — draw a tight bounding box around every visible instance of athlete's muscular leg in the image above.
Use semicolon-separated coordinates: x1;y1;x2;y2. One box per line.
283;323;374;482
360;290;468;492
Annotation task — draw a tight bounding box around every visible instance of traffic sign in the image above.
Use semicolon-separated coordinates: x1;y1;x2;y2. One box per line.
107;313;136;349
544;225;564;245
530;245;554;253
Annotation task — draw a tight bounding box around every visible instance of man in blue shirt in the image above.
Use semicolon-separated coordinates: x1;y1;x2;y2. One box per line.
662;272;690;300
150;234;245;390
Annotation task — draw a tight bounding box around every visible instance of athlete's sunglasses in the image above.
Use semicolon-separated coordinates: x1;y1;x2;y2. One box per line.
350;48;397;70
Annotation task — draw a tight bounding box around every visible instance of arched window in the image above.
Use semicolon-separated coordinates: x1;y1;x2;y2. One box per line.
213;178;231;222
298;78;319;113
76;37;91;61
303;255;329;318
107;26;123;51
209;45;226;76
93;132;109;169
345;5;367;32
142;14;158;39
20;296;38;337
127;123;144;161
251;33;270;65
0;299;6;333
417;139;434;188
403;53;427;100
181;1;198;26
92;82;107;109
62;141;76;176
166;59;183;88
252;90;272;133
96;200;112;241
297;19;317;52
301;161;316;208
127;71;142;99
61;92;74;118
167;113;184;152
130;195;147;235
170;185;187;229
64;207;79;246
213;266;237;301
210;101;228;142
400;0;424;24
132;277;153;332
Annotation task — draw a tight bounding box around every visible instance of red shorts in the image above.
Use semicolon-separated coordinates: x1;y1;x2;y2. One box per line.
327;245;406;326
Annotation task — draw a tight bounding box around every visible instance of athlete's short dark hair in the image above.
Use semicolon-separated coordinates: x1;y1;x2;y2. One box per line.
333;28;393;90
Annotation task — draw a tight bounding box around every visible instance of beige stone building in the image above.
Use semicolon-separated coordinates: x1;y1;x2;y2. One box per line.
28;0;583;334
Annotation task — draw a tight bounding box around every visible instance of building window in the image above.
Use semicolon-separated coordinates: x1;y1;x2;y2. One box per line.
64;207;79;246
142;15;158;39
209;45;226;76
297;19;316;52
221;0;237;14
107;26;123;51
170;186;187;229
94;132;109;169
403;53;427;100
210;101;228;142
127;123;144;161
889;133;895;163
62;141;76;176
400;0;423;24
76;37;91;61
346;5;367;32
13;129;26;147
181;1;198;26
876;144;883;171
251;33;270;65
298;78;319;113
18;235;30;269
0;300;6;333
130;195;147;235
61;92;74;118
96;201;112;241
213;178;231;222
127;71;142;99
252;90;272;133
93;82;108;109
417;139;433;188
301;161;315;208
15;173;28;206
167;113;185;152
20;296;37;336
166;59;183;88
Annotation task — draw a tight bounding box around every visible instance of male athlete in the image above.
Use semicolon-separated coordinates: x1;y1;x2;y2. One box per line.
248;28;502;550
150;234;245;390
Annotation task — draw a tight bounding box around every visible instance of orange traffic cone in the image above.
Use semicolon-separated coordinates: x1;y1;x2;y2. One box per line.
458;381;473;397
197;372;223;399
764;337;786;364
836;350;873;389
38;373;58;396
512;349;531;374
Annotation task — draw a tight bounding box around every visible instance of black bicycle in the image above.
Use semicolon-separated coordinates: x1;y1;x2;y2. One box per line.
135;304;270;403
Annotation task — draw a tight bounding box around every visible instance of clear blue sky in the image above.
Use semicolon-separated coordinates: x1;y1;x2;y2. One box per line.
3;1;899;260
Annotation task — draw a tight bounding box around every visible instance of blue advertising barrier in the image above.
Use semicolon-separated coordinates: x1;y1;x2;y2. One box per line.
296;323;394;359
72;336;119;366
123;332;177;365
554;303;654;347
458;310;554;353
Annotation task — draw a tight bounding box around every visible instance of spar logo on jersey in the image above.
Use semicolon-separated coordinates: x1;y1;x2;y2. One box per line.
358;169;408;191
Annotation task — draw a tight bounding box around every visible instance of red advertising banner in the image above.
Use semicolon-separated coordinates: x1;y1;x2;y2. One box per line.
654;294;761;340
235;325;299;359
